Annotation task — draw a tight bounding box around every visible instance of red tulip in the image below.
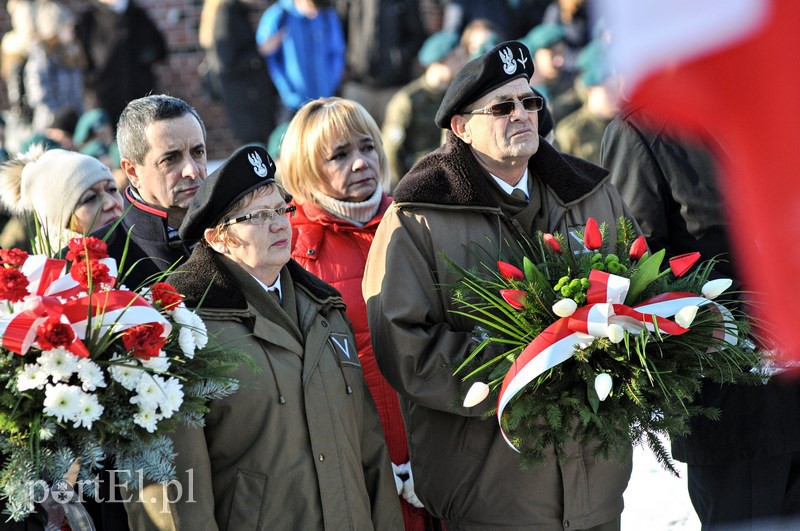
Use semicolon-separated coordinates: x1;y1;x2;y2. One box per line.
543;233;561;253
500;289;527;310
669;252;701;278
583;218;602;250
497;261;524;281
629;235;647;261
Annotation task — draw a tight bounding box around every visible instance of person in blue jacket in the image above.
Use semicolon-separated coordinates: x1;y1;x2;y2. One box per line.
256;0;346;121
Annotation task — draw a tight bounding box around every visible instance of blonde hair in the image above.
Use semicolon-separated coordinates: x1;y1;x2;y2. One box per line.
279;97;391;204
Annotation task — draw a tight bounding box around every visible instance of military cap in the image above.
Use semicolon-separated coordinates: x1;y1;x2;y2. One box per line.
180;144;277;240
74;108;110;146
434;40;535;129
418;30;460;67
518;23;566;54
577;40;610;87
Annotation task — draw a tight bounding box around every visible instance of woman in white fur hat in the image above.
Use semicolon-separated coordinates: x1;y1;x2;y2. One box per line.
0;144;123;252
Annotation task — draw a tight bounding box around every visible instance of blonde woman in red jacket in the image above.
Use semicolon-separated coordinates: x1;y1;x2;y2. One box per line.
280;97;436;531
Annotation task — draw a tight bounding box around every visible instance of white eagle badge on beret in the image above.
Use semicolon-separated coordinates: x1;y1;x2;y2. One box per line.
248;151;269;178
500;46;529;76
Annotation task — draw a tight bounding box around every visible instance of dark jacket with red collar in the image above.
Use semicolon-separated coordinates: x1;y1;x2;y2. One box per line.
94;186;193;290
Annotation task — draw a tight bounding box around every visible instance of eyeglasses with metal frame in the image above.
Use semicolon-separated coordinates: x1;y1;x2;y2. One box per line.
221;205;297;227
462;96;544;117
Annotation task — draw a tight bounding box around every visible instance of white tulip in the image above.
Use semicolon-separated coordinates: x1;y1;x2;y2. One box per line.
552;298;578;317
702;278;733;300
675;305;699;328
594;373;613;401
463;382;490;408
606;323;625;344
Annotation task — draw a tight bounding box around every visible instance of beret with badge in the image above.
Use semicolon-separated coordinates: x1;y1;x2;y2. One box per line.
518;23;566;54
417;30;460;67
180;144;277;240
434;40;535;129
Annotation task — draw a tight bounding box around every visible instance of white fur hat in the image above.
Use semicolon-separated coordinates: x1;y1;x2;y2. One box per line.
0;145;114;235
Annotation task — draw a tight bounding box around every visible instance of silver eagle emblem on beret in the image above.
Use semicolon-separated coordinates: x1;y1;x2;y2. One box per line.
247;151;269;177
499;47;517;75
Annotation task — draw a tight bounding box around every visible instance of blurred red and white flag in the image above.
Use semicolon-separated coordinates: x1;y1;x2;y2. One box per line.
597;0;800;360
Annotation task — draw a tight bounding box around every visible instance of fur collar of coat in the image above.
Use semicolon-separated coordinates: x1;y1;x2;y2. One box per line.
171;241;342;311
392;131;609;207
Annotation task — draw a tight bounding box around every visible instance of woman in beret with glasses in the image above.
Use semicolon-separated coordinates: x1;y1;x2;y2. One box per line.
123;144;402;530
279;97;436;530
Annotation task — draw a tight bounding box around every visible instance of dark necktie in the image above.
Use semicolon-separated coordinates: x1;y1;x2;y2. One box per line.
268;289;281;306
511;188;528;203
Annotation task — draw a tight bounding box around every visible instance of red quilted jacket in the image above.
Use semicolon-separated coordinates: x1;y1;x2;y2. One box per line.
290;196;434;530
289;196;406;453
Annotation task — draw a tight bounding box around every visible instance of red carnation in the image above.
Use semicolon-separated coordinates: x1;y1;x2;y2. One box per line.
497;261;524;281
66;236;108;262
583;218;602;250
122;322;166;359
70;259;112;289
0;248;29;267
0;268;30;302
629;235;647;261
543;233;562;253
37;317;76;350
150;283;184;310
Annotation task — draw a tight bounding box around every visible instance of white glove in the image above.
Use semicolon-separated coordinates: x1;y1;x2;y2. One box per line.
391;462;404;495
398;462;425;508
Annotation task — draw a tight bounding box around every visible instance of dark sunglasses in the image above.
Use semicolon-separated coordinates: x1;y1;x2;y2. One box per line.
462;96;544;117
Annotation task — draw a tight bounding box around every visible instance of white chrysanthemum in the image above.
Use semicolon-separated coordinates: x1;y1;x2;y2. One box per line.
74;392;104;429
158;377;184;418
177;327;197;359
131;374;164;410
108;354;143;391
76;359;107;392
133;406;159;433
140;353;170;373
173;307;207;358
171;306;192;324
37;347;80;383
42;383;81;423
190;311;208;349
17;363;48;391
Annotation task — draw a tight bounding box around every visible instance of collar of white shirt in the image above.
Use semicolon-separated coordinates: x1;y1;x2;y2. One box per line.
491;169;529;200
251;272;282;302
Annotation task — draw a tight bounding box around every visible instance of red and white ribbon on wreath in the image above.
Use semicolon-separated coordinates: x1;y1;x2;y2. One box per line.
496;269;736;450
60;290;171;339
0;254;168;356
19;254;119;299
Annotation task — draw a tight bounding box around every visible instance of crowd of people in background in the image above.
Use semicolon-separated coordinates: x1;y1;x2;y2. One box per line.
0;0;605;174
1;0;800;530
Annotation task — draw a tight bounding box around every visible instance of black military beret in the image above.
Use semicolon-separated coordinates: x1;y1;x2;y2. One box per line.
434;40;535;129
180;144;276;240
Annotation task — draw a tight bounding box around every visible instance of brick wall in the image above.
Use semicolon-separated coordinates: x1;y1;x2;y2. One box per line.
1;0;444;160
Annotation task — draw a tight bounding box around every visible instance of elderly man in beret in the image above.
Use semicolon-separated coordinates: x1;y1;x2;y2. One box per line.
123;144;403;530
363;41;638;530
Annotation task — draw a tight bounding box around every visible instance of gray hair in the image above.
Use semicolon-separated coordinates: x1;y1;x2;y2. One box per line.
116;95;207;164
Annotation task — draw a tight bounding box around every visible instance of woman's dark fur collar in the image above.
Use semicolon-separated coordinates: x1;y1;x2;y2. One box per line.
392;131;609;206
169;241;340;310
